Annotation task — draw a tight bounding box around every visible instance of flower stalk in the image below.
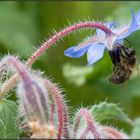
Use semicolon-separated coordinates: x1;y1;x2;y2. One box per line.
0;56;30;99
26;22;113;66
73;108;100;139
0;22;114;97
100;126;128;139
45;80;69;139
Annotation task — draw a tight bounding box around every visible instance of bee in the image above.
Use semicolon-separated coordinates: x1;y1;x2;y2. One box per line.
108;43;136;84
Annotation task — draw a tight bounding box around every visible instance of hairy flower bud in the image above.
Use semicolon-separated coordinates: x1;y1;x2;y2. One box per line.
17;79;50;123
0;55;50;124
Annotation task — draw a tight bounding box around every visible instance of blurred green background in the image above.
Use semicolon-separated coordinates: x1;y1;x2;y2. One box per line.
1;1;140;133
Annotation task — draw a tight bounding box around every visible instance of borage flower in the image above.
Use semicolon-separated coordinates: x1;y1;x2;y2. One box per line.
64;9;140;66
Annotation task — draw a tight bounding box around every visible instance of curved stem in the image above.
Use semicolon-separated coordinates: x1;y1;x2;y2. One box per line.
101;126;125;139
73;109;100;139
26;22;113;66
0;22;113;97
0;74;18;98
0;56;30;99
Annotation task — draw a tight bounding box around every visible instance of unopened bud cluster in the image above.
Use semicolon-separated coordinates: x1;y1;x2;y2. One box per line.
0;55;129;139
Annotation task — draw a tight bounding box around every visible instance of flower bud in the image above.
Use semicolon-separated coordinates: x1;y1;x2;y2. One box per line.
17;78;50;124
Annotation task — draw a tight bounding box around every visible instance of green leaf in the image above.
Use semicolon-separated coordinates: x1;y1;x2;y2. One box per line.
131;118;140;138
0;100;19;138
90;102;132;125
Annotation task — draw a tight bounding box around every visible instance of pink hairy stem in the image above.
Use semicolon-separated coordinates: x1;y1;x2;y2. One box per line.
26;22;113;66
73;109;100;139
0;22;113;101
0;56;30;98
101;126;125;139
0;22;114;135
45;80;69;139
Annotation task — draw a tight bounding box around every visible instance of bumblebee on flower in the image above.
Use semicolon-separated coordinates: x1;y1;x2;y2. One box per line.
64;9;140;84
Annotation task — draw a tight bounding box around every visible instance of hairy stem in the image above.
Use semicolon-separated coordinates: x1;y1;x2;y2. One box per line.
26;22;113;66
0;21;113;98
73;109;100;139
0;56;30;99
45;80;69;139
100;126;125;139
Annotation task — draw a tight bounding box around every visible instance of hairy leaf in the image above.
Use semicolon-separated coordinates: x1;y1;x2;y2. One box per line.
90;102;132;125
0;100;19;138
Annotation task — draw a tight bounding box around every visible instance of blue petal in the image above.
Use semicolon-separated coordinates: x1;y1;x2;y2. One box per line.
136;9;140;24
117;11;139;40
96;21;115;36
64;44;92;58
87;43;106;66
